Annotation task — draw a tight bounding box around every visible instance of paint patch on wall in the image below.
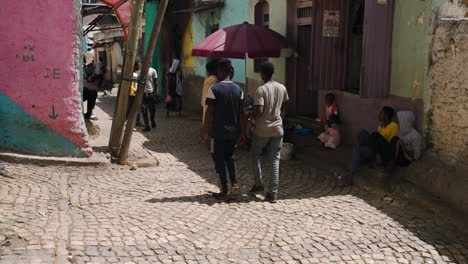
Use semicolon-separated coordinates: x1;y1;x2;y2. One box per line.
0;93;88;157
0;0;91;157
182;17;195;68
417;12;424;24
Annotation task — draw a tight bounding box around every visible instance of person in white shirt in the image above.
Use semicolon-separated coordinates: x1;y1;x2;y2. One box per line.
165;59;183;117
94;57;105;88
141;67;158;132
249;62;289;203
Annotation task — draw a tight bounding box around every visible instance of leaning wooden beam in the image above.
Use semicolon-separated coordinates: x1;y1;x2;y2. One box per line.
108;0;145;156
118;0;170;164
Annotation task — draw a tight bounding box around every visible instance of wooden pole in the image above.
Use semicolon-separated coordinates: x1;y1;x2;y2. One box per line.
118;0;170;164
108;0;145;156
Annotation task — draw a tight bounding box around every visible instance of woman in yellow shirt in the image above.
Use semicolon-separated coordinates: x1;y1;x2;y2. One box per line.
376;110;399;142
373;107;399;165
338;106;399;185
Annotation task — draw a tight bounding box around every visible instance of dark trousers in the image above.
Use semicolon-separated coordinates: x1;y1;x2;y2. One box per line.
349;130;410;172
349;130;389;171
370;132;393;163
95;74;103;89
83;88;97;115
391;137;412;167
142;93;156;128
127;96;141;124
214;139;237;194
166;94;182;114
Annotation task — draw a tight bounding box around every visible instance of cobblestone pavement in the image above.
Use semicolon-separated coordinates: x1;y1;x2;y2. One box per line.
1;109;468;264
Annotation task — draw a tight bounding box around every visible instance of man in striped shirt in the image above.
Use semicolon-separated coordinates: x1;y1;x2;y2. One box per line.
249;62;289;203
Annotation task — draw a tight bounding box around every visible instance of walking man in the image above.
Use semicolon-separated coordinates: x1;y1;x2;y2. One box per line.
141;67;158;132
200;59;245;201
249;62;289;203
83;66;98;120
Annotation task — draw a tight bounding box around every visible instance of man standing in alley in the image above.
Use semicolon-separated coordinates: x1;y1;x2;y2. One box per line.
249;62;289;203
200;59;245;201
94;57;105;89
141;67;158;132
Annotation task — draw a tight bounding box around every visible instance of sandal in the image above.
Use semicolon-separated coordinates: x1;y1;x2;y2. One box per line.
230;184;241;196
212;193;230;201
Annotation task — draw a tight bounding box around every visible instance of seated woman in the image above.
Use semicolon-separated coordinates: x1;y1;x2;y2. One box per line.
318;114;341;149
338;106;399;185
321;93;339;129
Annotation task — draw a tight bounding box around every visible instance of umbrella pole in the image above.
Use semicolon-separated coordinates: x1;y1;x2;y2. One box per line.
244;54;248;100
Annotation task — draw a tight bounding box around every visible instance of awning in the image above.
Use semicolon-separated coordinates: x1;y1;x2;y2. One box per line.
82;0;132;39
173;0;224;14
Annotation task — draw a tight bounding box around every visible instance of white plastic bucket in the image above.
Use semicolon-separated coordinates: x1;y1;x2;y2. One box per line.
280;143;294;161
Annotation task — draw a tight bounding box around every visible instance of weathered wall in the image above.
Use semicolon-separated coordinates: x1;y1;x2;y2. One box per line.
0;0;91;157
390;0;434;99
440;0;468;18
185;0;249;114
192;8;221;78
192;0;249;83
219;0;249;84
182;17;196;72
428;19;468;165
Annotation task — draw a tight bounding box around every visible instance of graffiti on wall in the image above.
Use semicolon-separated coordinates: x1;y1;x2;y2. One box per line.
0;0;91;157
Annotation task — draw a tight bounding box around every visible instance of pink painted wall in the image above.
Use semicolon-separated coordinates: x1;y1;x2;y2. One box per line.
0;0;91;156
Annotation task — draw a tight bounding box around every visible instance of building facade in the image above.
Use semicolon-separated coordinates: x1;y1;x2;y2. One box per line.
154;0;467;168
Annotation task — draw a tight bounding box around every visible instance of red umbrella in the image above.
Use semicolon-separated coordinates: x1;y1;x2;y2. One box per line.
192;22;289;59
99;0;132;39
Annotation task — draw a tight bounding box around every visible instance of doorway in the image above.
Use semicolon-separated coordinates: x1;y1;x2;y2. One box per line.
296;25;314;116
345;0;365;94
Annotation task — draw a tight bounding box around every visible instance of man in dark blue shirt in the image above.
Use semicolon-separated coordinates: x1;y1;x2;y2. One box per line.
201;59;245;201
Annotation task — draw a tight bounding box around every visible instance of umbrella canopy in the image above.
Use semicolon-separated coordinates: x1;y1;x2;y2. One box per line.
192;22;289;59
99;0;132;39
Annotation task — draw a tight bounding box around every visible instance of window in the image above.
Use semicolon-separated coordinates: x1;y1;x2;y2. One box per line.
296;0;313;25
297;7;312;18
210;23;219;34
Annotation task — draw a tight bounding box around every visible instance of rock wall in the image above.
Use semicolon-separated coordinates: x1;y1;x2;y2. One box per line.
440;0;468;18
0;0;91;157
428;19;468;165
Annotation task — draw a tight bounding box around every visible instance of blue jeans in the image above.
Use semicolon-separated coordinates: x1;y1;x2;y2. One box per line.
251;136;283;194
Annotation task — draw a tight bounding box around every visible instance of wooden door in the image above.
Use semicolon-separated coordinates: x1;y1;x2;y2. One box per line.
296;25;315;116
361;0;395;98
311;0;350;95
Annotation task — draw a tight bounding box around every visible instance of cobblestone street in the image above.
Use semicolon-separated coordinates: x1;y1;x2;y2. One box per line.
1;108;468;264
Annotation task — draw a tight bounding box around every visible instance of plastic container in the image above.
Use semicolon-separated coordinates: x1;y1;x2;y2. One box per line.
280;143;294;161
296;128;312;136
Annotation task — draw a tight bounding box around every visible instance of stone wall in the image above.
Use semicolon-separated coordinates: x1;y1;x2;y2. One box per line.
428;19;468;165
440;0;468;18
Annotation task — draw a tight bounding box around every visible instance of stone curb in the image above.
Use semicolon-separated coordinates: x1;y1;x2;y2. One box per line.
0;151;110;167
